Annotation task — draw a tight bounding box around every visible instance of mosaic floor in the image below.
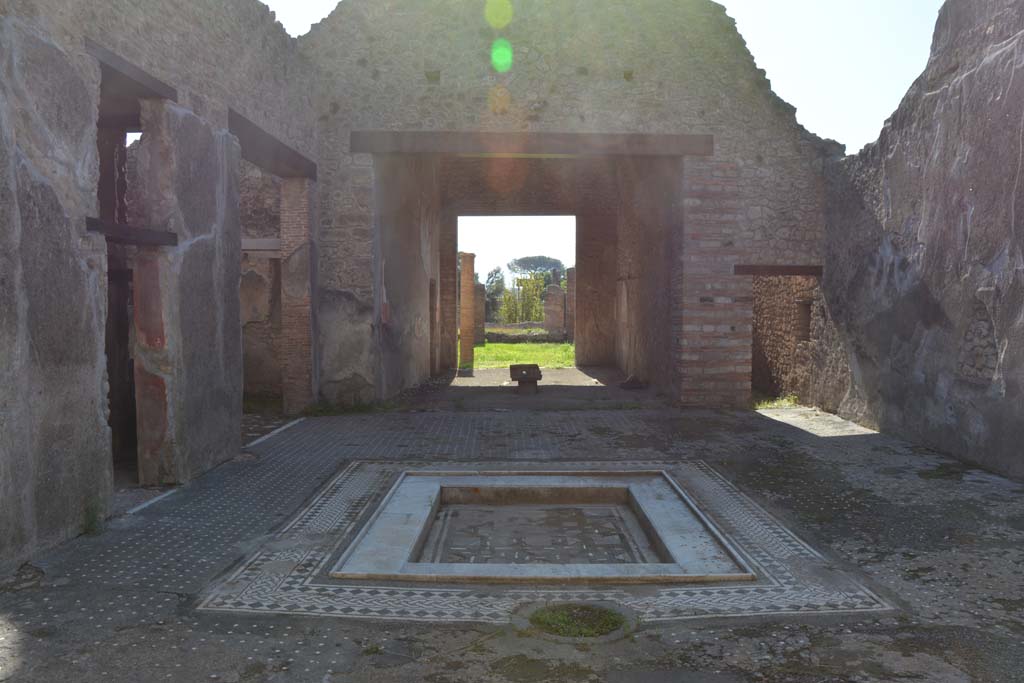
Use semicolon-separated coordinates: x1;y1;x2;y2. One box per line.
419;504;658;564
198;460;890;623
11;406;1024;682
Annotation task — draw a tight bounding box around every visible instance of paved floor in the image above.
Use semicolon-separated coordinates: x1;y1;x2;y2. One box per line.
1;378;1023;681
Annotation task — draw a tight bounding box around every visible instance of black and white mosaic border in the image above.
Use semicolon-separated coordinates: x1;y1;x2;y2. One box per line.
198;461;891;624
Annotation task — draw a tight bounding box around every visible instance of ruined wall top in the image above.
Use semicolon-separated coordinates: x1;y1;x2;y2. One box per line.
299;0;838;156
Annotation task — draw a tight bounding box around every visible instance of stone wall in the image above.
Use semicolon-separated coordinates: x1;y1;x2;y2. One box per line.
614;158;679;390
376;155;441;398
0;0;315;569
0;18;111;572
821;0;1024;478
132;100;242;484
575;214;618;366
300;0;834;404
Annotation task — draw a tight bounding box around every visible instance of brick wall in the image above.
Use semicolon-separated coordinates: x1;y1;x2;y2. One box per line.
279;178;316;415
678;159;753;407
440;214;458;370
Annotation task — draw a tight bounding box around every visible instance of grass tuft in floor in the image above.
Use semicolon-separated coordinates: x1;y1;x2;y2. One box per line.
528;603;625;638
752;393;801;410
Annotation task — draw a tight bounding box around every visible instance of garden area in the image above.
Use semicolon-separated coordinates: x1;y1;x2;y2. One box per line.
463;342;576;370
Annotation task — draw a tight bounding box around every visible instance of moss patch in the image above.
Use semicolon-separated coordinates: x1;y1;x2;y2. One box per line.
528;603;625;638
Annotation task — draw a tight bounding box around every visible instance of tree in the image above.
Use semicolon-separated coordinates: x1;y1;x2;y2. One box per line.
484;267;506;323
507;256;565;277
499;272;546;324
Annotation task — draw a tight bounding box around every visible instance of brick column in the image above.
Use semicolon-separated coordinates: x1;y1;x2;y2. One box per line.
440;213;458;370
565;267;576;342
459;252;475;369
474;283;486;345
677;159;752;407
280;177;317;415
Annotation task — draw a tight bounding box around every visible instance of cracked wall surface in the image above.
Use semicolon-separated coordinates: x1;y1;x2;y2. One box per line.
0;17;111;574
822;0;1024;477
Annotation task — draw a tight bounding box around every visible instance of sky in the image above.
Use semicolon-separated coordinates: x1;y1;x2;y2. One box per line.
261;0;945;280
458;216;577;285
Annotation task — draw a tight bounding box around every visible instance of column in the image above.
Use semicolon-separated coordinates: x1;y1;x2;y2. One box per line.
280;177;317;415
459;252;476;369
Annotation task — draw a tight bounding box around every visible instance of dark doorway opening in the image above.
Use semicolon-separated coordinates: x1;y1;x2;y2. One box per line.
98;126;141;487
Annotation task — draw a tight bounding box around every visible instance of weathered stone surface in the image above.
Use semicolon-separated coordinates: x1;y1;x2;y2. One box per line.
0;18;110;573
575;214;617;366
133;101;242;484
821;0;1024;477
318;289;376;406
614;158;679;392
240;160;281;239
373;156;441;397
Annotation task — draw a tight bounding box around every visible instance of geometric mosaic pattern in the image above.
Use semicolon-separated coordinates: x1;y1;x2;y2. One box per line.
421;504;660;564
199;460;891;624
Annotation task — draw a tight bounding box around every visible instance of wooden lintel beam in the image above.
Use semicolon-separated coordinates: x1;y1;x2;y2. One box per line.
229;109;318;180
734;265;824;277
86;217;178;247
85;39;178;102
351;130;715;158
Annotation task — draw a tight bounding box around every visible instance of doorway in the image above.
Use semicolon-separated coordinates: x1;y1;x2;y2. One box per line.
457;215;577;372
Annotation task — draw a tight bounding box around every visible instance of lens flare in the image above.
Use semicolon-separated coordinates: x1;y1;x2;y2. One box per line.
485;0;514;30
488;85;512;114
491;38;514;73
486;157;529;196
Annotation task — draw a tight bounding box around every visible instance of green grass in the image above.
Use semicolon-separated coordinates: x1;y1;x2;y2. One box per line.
528;604;626;638
752;393;801;410
468;342;575;370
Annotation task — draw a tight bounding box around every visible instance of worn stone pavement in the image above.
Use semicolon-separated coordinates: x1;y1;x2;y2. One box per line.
1;371;1023;682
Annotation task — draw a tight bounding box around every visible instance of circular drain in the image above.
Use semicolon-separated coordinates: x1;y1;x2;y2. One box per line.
519;603;632;641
